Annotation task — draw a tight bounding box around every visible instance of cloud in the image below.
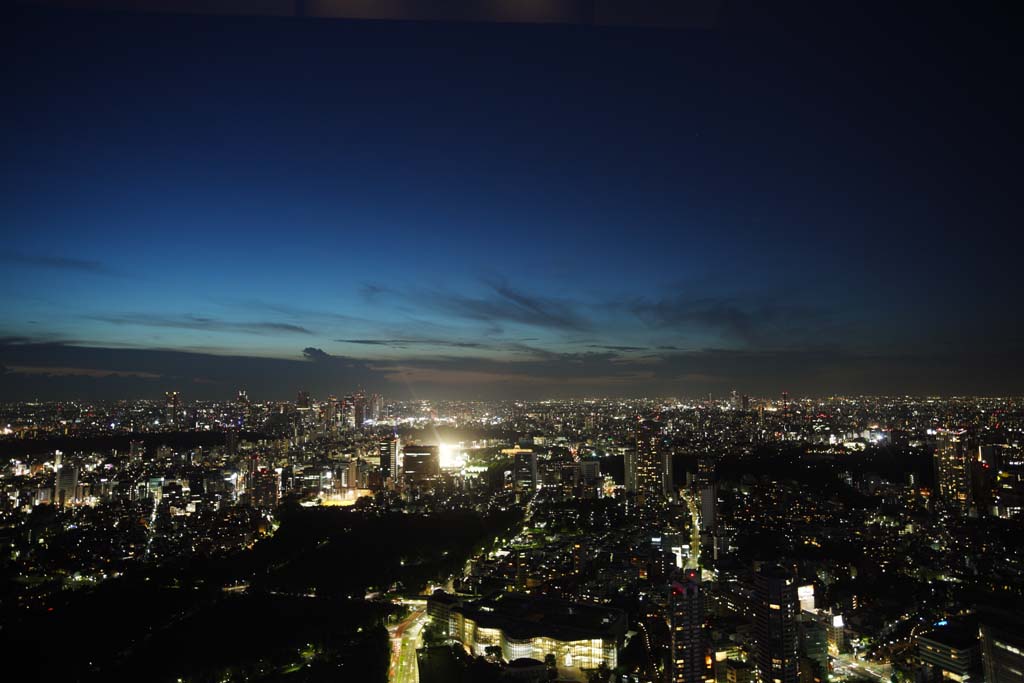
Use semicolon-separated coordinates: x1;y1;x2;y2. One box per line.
90;313;314;336
335;338;487;349
0;251;114;274
630;295;830;346
375;280;591;332
6;365;161;379
302;347;332;361
588;344;648;351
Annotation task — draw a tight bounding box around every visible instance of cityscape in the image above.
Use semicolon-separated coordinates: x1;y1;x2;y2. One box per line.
4;2;1023;683
1;393;1022;682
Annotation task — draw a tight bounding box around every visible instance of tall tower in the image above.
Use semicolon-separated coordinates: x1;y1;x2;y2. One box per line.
164;391;181;428
379;435;400;482
669;569;711;683
934;429;971;515
754;565;799;683
629;419;663;506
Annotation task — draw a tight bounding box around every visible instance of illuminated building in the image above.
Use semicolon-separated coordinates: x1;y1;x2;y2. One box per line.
428;592;625;673
378;435;400;482
403;445;440;484
296;390;311;410
669;569;712;683
917;624;979;682
511;449;538;494
55;465;79;507
754;565;799;683
627;419;663;505
980;613;1024;683
934;429;971;514
252;467;281;508
164;391;181;427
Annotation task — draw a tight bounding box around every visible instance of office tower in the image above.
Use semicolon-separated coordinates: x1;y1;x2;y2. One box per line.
129;440;144;464
351;389;366;428
55;465;79;508
402;445;440;484
236;389;249;405
934;429;971;514
799;618;828;680
980;444;1024;518
379;435;400;482
628;419;663;506
917;624;979;683
164;391;181;428
741;395;750;411
663;449;676;500
980;613;1024;683
669;569;711;683
296;390;311;410
325;395;339;433
225;429;238;455
513;449;538;494
369;393;383;421
754;565;799;683
695;456;717;533
781;391;790;414
252;467;281;508
580;460;601;488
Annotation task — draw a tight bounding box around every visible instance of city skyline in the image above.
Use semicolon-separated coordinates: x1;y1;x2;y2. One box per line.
4;4;1022;400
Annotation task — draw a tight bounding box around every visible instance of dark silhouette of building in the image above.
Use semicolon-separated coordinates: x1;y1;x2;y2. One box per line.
669;569;710;683
754;565;799;683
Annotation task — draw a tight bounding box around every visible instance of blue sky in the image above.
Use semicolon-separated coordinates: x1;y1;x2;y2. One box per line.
2;4;1021;399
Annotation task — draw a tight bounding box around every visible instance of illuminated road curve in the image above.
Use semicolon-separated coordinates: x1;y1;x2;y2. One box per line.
389;609;426;683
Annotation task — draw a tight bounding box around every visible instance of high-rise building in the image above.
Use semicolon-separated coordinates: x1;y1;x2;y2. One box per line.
252;467;281;508
512;449;539;494
296;390;311;410
627;419;664;506
981;444;1024;518
980;612;1024;683
917;624;979;683
164;391;181;428
351;390;366;428
55;465;79;507
934;429;971;514
403;445;440;484
754;565;800;683
669;569;712;683
379;435;400;482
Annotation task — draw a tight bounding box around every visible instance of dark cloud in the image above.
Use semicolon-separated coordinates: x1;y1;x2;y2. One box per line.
0;340;1020;400
335;338;487;349
588;344;648;352
0;251;115;274
90;314;314;336
630;296;831;346
376;281;590;332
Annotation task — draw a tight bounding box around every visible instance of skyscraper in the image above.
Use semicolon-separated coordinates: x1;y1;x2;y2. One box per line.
164;391;181;428
627;419;663;506
379;435;400;482
512;449;539;494
403;445;440;484
754;565;800;683
55;465;79;508
934;429;971;514
669;569;711;683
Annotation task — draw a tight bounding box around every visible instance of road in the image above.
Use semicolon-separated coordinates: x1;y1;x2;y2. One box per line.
389;608;427;683
833;652;892;681
680;488;702;569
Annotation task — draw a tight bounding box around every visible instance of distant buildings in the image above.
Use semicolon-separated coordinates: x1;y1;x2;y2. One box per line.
378;435;400;483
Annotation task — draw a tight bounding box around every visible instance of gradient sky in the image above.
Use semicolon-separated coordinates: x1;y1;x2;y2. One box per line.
2;3;1022;400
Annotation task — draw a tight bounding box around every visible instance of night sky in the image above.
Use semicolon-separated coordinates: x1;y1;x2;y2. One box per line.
2;3;1021;400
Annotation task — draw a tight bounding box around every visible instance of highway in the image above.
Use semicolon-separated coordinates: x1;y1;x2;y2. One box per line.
680;488;702;569
389;608;427;683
